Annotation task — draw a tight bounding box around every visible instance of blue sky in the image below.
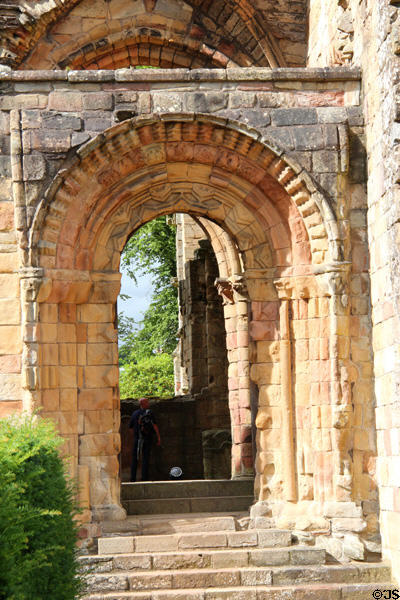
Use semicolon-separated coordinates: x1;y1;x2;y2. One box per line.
118;264;153;324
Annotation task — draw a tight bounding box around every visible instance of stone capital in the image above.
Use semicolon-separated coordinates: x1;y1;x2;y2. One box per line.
215;275;248;304
314;262;351;300
215;278;234;304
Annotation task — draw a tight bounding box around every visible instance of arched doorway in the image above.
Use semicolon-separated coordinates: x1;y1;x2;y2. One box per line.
28;114;347;529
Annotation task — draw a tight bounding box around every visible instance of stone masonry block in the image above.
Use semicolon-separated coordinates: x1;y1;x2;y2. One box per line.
87;343;115;365
43;113;82;130
323;502;362;518
265;127;295;150
0;326;22;354
185;92;228;113
0;112;9;135
312;150;339;173
30;130;71;152
98;536;134;555
292;126;325;150
135;534;179;553
240;568;272;585
229;92;256;109
152;92;183;113
84;365;119;388
78;304;114;323
206;591;256;600
211;550;248;569
78;388;113;411
271;108;318;127
84;117;112;132
317;107;348;123
257;530;292;548
79;433;120;456
179;533;227;549
48;92;83;112
227;531;258;547
23;154;46;181
0;203;13;230
83;93;113;110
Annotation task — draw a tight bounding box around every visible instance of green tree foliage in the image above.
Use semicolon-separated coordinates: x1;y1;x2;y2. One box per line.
119;353;175;398
0;414;83;600
118;217;178;398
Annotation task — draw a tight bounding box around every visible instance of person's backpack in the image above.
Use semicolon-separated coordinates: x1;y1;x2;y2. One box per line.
138;409;155;438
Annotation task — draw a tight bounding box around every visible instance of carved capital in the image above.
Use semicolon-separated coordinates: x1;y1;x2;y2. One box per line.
314;263;351;303
274;276;315;300
231;275;248;302
274;278;294;300
215;278;234;305
215;275;248;304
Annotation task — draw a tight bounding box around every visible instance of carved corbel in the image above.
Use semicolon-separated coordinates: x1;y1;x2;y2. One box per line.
215;278;234;305
215;275;248;304
315;265;350;308
19;268;45;302
231;275;248;303
273;277;294;300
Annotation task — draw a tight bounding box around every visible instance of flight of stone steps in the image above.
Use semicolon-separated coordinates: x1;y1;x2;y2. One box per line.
121;479;255;515
80;513;393;599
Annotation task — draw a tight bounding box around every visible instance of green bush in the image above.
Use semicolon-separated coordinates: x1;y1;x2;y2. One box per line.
0;414;84;600
119;352;175;398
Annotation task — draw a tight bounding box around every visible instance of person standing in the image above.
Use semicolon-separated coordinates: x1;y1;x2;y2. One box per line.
129;397;161;482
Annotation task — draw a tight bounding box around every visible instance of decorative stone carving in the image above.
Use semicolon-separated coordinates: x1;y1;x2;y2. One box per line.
332;7;354;66
215;278;234;304
215;275;249;304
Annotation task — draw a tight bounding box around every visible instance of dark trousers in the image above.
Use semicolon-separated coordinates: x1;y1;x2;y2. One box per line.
131;437;152;482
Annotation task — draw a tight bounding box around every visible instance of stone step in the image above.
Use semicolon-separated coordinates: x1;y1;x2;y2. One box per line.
96;529;292;555
83;582;396;600
83;563;391;594
122;495;254;515
80;546;326;572
101;513;244;537
121;480;254;501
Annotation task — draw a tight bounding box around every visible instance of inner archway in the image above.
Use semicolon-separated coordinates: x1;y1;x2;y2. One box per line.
118;213;240;486
31;114;340;525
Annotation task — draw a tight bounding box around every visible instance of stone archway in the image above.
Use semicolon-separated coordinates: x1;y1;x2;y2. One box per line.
1;0;308;70
25;114;352;530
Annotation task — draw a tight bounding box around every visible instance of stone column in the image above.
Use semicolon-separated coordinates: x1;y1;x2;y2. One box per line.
216;276;253;479
317;266;354;503
19;267;42;413
274;281;297;503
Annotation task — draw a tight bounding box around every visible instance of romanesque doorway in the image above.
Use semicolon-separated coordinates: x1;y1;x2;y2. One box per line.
31;114;341;526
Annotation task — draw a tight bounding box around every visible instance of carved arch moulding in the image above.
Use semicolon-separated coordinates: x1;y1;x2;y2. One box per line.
0;0;308;70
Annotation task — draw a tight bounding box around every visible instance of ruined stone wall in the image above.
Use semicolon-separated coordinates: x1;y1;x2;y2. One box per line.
120;396;203;481
174;213;205;395
174;216;231;451
308;0;358;67
359;0;400;577
308;0;400;575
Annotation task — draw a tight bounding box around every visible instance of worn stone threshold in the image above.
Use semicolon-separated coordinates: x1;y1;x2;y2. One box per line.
101;512;248;536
